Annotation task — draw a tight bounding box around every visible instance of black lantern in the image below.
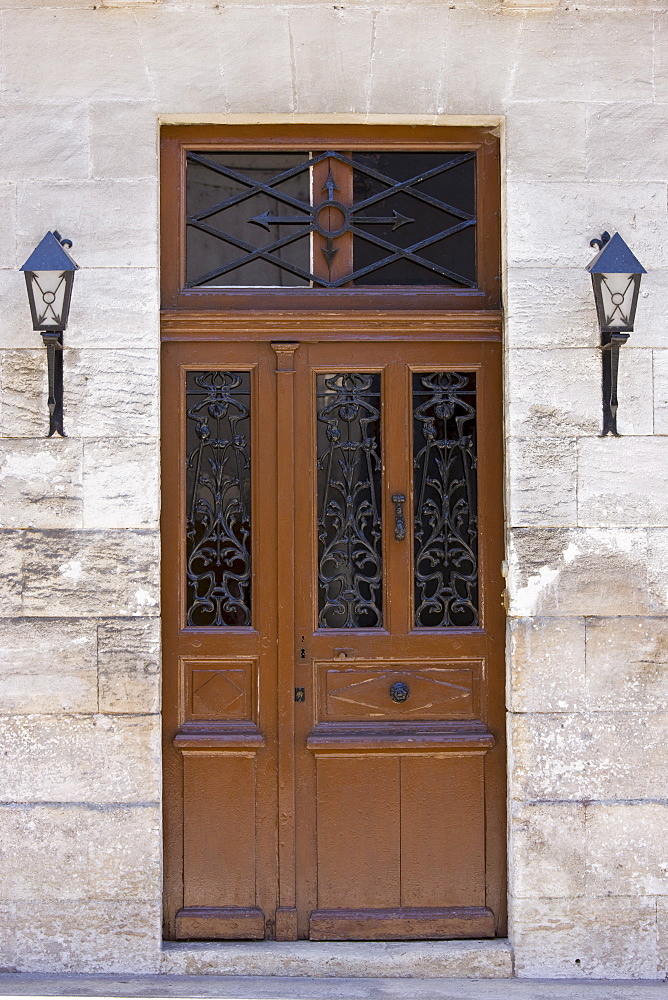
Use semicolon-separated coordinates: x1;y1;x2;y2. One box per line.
586;231;646;436
20;231;79;437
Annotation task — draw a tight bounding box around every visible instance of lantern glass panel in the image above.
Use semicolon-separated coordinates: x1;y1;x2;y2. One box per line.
27;270;71;329
598;272;636;330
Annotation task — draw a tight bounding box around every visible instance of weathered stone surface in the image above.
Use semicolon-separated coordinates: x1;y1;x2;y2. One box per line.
587;103;668;181
0;901;161;973
0;618;97;714
658;898;668;981
504;267;598;350
511;10;653;104
0;270;36;348
289;9;374;114
21;529;159;617
508;617;585;713
98;618;160;714
366;10;447;115
506;182;668;270
0;714;160;803
17;180;158;270
90;102;157;180
83;439;159;529
0;532;24;618
65;268;159;349
64;349;159;438
629;270;668;349
507;102;586;181
0;350;49;438
137;10;225;110
652;349;668;434
510;711;668;801
0;439;83;529
578;437;668;527
585;617;668;712
0;185;17;269
508;527;651;617
0;803;160;900
219;8;294;113
612;349;653;436
440;8;523;114
510;803;585;899
507;437;577;527
647;528;668;614
586;803;668;897
653;12;668;105
0;102;89;181
506;349;600;438
511;896;658;979
1;9;152;102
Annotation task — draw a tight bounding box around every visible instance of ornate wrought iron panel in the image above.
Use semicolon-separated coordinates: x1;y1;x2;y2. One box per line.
316;373;383;628
413;372;478;628
186;371;252;626
185;150;477;288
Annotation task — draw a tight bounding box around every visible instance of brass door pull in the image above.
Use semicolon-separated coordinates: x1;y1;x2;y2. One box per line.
392;494;406;542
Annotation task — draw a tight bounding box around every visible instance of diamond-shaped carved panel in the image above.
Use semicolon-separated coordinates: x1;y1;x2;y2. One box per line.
182;659;255;721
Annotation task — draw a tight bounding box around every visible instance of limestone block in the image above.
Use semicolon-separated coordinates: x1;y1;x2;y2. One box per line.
65;269;159;349
508;527;651;617
659;898;668;981
506;102;586;181
0;186;17;269
0;803;160;900
586;803;668;897
90;102;157;180
613;350;653;436
647;528;668;614
511;896;658;979
17;180;158;270
440;7;523;115
653;349;668;434
507;437;577;527
0;618;97;714
0;102;89;181
0;270;45;349
0;349;49;438
586;617;668;713
137;9;226;111
578;437;668;527
510;803;585;899
653;13;668;105
0;713;160;803
506;349;600;438
83;439;159;529
508;617;585;713
0;532;24;617
510;711;668;801
511;10;653;104
98;618;160;714
1;10;152;102
21;529;159;617
587;104;668;182
0;438;83;529
289;9;373;114
506;181;668;270
219;8;294;113
504;267;598;350
64;349;159;438
0;901;161;973
366;10;448;115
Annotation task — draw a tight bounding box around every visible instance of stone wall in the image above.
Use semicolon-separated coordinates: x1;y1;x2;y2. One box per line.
0;0;666;979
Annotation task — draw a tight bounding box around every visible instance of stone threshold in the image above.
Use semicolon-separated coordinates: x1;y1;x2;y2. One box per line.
161;939;513;978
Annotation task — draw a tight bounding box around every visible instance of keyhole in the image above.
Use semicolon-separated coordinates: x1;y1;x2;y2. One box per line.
300;635;306;659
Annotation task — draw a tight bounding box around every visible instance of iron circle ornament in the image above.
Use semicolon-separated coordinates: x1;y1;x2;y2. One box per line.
313;200;351;240
389;681;410;703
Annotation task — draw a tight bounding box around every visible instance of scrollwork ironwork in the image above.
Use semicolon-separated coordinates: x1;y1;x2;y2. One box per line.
186;371;252;626
413;372;478;627
317;373;383;628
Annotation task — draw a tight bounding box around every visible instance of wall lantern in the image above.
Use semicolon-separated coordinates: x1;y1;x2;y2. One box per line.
20;231;79;438
586;231;646;437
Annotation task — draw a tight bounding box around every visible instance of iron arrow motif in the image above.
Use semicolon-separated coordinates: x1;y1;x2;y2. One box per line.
353;210;414;230
250;208;414;231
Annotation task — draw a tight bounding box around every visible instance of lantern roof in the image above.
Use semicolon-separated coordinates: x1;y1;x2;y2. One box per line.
20;232;79;273
586;231;646;275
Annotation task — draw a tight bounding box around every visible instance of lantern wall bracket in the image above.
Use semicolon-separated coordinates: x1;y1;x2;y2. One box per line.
42;332;65;438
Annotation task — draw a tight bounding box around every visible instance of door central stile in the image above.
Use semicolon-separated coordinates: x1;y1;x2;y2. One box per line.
272;341;301;942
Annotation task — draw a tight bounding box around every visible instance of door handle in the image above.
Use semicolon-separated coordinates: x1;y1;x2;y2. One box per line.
391;494;406;542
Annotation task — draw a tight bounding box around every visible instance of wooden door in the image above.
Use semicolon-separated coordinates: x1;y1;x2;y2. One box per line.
162;327;505;942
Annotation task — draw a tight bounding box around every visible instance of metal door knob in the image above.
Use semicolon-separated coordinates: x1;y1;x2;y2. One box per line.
390;681;410;703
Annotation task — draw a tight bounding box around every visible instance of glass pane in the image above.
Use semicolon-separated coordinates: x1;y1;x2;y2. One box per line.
317;373;383;628
186;152;311;287
413;372;478;627
351;152;476;287
599;272;635;328
30;271;69;327
186;371;252;626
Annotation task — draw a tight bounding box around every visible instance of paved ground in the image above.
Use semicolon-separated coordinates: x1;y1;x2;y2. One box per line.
0;976;666;999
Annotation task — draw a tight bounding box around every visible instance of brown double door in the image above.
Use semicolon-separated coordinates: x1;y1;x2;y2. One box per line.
162;331;505;942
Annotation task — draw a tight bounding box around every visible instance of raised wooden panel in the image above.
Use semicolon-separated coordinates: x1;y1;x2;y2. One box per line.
316;756;400;909
309;905;494;940
317;660;481;721
175;906;265;940
400;755;486;908
183;753;257;909
181;658;255;723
